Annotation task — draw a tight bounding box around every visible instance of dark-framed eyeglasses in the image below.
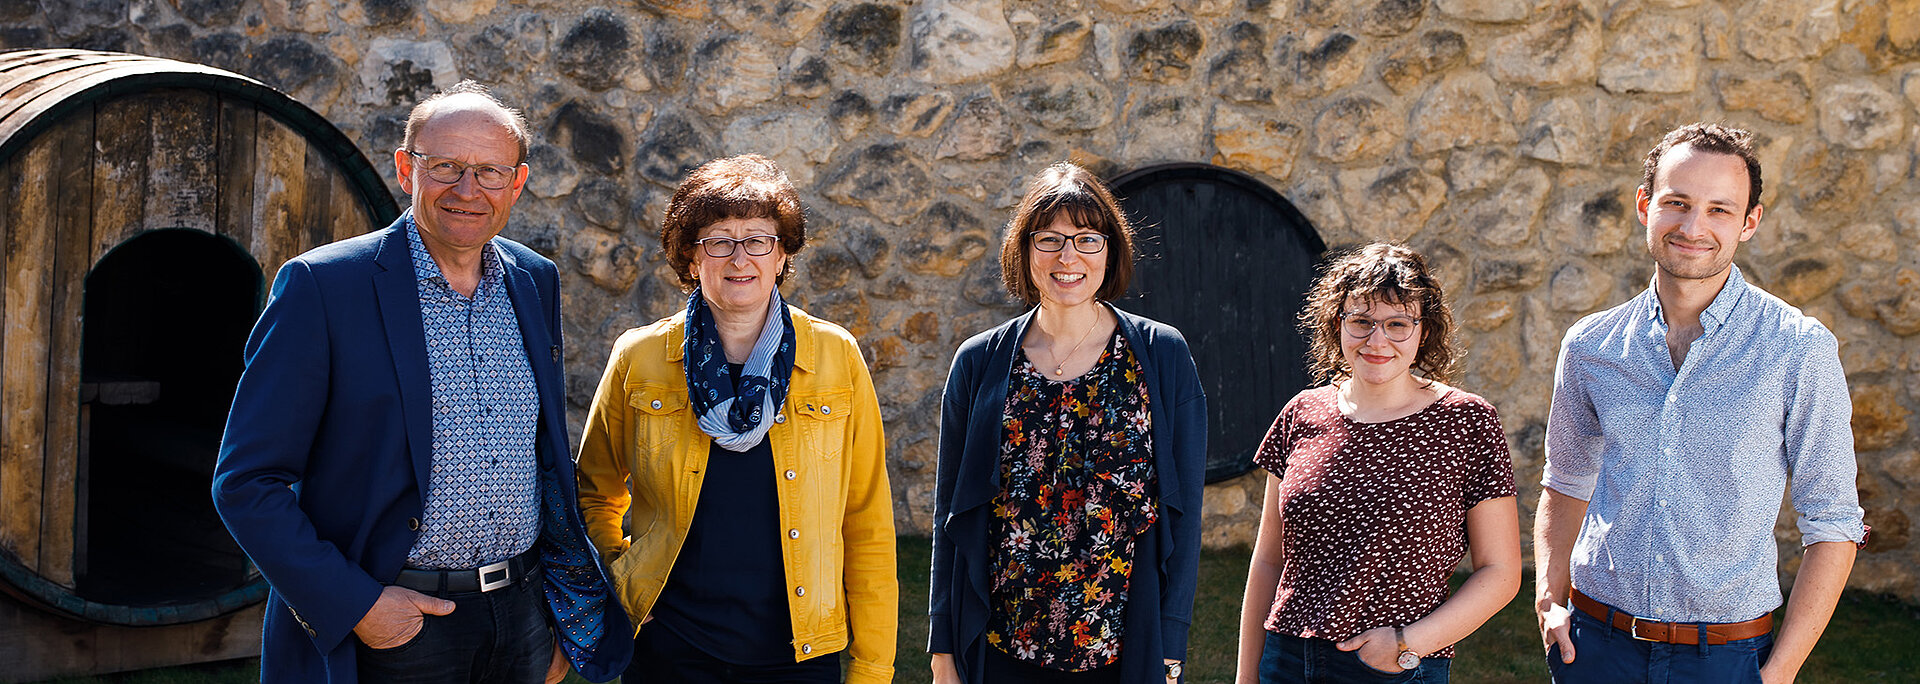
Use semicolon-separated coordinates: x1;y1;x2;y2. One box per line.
1030;231;1108;254
694;234;780;258
405;150;521;190
1341;313;1420;342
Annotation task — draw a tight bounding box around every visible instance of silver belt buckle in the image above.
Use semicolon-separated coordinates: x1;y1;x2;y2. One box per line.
477;558;514;592
1628;616;1660;642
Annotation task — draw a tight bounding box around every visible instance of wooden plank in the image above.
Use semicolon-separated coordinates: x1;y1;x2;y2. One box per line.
140;89;218;234
0;592;263;681
0;93;8;564
38;106;94;587
1;117;58;570
250;114;308;275
301;133;336;252
89;94;151;264
74;403;89;579
330;161;368;242
214;97;257;254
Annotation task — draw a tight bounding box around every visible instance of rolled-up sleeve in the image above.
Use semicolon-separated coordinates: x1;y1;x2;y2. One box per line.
1543;325;1602;501
1784;326;1867;547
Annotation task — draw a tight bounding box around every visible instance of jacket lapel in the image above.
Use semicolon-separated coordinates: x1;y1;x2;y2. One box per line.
947;309;1033;519
498;246;565;473
1109;304;1184;515
370;224;436;493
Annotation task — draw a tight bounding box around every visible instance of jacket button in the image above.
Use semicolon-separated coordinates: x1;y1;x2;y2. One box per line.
795;586;805;597
788;529;800;539
774;413;786;423
408;518;421;531
820;405;831;415
651;399;662;410
784;470;796;480
801;643;812;654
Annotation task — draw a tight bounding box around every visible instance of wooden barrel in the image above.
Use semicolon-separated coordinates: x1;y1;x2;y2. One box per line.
0;46;398;655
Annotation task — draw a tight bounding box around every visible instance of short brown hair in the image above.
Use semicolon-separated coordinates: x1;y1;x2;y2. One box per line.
1300;243;1458;384
661;154;807;291
403;80;531;164
999;162;1136;304
1641;122;1763;215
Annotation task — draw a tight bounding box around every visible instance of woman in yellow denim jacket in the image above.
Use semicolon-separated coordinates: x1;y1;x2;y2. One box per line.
575;155;897;684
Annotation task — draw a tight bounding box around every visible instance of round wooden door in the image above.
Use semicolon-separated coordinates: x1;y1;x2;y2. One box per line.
1112;164;1326;483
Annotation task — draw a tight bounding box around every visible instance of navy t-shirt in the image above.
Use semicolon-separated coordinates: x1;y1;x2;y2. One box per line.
650;365;795;665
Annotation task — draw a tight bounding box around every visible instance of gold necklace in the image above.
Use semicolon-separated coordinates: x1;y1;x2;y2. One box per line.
1046;312;1101;376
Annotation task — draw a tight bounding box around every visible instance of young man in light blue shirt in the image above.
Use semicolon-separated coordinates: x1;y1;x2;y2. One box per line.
1534;123;1868;684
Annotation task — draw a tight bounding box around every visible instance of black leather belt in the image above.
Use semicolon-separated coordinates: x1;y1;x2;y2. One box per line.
394;549;539;595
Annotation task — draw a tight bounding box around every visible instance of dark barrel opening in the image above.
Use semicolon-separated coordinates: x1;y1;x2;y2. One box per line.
1111;164;1327;483
77;229;262;607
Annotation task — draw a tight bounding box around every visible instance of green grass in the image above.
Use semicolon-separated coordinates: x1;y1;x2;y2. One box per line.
45;538;1920;683
892;537;1920;684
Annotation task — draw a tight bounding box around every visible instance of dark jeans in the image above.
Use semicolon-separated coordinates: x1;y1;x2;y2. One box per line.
1259;630;1452;684
624;622;839;684
1548;608;1773;684
354;569;553;683
982;645;1123;684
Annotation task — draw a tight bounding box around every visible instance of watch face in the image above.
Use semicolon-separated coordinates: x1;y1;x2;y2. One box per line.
1165;662;1182;678
1397;651;1421;670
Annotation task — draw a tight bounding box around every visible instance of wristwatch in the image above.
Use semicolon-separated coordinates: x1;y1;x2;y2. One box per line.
1395;626;1421;670
1164;660;1182;680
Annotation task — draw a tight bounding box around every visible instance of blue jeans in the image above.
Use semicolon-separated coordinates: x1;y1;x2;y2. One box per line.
1548;607;1773;684
354;569;553;683
1259;630;1451;684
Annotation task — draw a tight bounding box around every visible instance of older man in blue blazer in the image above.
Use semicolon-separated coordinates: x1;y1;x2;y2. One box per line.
212;81;630;683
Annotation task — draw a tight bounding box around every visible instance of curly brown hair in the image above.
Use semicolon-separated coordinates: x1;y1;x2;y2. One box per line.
998;162;1137;304
660;154;807;292
1300;243;1458;385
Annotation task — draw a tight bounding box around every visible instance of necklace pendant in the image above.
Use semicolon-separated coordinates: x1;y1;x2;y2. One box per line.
1052;365;1064;376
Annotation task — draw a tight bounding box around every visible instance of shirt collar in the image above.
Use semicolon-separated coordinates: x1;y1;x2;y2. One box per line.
404;211;502;291
1642;264;1750;332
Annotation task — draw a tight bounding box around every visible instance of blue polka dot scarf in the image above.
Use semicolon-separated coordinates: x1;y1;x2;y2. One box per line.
682;287;795;451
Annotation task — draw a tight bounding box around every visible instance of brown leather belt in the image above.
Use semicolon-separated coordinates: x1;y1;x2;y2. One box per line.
1570;588;1772;645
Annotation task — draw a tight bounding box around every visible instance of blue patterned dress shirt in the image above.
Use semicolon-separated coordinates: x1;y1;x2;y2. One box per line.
1544;266;1866;624
404;222;542;570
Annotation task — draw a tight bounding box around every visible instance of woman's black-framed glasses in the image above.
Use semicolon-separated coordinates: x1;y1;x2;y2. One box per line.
405;150;520;190
1030;231;1108;254
1341;313;1420;342
695;234;780;258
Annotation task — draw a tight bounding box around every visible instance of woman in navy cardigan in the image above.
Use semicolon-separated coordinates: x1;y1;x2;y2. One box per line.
929;162;1207;684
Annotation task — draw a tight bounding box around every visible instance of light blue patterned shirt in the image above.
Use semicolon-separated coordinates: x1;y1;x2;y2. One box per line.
1544;266;1866;624
403;220;542;569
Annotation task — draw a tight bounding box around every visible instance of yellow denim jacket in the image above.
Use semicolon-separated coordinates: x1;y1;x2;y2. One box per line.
575;307;897;683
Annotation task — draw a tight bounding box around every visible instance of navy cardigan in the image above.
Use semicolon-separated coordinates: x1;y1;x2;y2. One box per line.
928;304;1207;683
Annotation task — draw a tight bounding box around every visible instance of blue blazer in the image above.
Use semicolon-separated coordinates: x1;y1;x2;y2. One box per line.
929;304;1207;683
211;214;631;683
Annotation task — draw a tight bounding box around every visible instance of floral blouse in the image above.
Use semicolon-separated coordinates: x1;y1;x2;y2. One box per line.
986;331;1158;671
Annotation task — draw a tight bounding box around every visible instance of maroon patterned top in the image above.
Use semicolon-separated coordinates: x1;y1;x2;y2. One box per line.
1252;385;1515;659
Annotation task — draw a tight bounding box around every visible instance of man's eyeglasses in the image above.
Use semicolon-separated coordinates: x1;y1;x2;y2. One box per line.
1341;313;1420;342
405;150;520;190
694;234;780;258
1031;231;1108;254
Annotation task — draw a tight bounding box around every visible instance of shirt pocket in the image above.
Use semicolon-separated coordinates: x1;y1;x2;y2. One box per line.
628;384;689;454
790;389;854;461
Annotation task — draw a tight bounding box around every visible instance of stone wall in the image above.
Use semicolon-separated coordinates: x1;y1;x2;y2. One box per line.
7;0;1916;602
